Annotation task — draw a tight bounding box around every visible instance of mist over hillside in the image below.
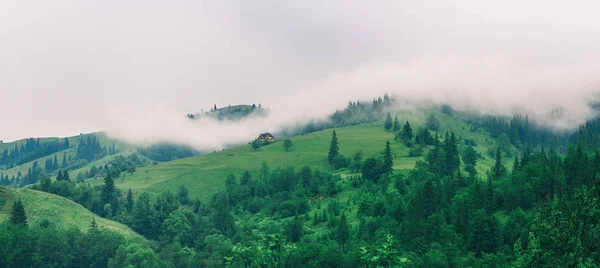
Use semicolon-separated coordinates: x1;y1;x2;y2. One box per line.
2;1;600;144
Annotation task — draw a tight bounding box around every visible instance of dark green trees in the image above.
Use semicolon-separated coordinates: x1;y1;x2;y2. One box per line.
101;173;115;209
384;112;393;131
382;141;393;174
337;212;349;252
283;139;293;152
251;139;261;151
492;147;505;180
9;199;28;226
328;130;339;163
393;115;400;132
426;114;440;131
401;121;413;143
463;145;478;178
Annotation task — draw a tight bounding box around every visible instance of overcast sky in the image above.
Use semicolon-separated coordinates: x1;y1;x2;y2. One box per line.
2;0;600;146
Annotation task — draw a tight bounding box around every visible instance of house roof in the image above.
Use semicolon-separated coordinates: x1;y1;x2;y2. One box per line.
260;133;273;136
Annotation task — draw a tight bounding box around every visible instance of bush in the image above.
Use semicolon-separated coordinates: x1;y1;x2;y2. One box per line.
464;139;477;147
331;154;349;170
408;146;424;157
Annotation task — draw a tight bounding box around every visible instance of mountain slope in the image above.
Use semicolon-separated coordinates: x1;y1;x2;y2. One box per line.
0;186;140;237
92;106;511;201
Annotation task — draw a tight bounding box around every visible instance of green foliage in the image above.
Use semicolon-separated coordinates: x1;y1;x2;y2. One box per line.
382;141;394;174
400;121;413;143
283;139;293;152
385;112;393;131
9;199;27;226
108;241;165;268
361;234;410;267
408;146;423;157
516;185;600;267
426;114;440;131
328;129;339;163
251;139;261;151
137;143;199;162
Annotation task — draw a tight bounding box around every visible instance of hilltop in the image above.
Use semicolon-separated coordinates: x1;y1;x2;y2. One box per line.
0;186;139;237
187;104;268;121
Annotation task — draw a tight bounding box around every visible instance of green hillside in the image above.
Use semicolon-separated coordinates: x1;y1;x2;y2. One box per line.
0;186;139;237
92;106;510;201
0;132;141;180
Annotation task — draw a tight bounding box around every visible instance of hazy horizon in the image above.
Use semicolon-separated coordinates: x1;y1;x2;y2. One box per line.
2;0;600;147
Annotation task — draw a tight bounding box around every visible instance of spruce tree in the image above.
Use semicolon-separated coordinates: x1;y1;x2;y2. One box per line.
401;121;413;143
382;140;393;174
90;216;98;229
384;112;393;131
9;199;28;226
61;153;68;168
337;212;350;252
492;147;505;180
328;130;339;163
101;173;115;205
126;188;134;213
393;115;400;132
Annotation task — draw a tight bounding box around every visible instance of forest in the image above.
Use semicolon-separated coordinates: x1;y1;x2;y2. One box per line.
1;106;600;267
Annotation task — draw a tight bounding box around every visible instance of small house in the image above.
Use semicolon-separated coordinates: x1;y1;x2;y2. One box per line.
258;133;275;142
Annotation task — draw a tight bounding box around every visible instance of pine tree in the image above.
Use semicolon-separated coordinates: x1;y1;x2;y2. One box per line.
90;216;98;229
9;199;28;226
492;147;505;180
426;114;440;131
401;121;413;143
328;130;339;163
101;173;115;205
126;188;134;213
382;141;393;174
337;212;350;252
384;112;393;131
61;153;68;168
393;115;400;132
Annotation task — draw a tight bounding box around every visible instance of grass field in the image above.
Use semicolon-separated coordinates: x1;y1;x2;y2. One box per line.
0;186;140;237
88;106;510;201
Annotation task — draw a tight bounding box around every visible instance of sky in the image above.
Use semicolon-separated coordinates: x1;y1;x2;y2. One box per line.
1;0;600;148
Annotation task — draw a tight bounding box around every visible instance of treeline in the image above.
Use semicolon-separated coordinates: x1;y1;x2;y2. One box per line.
280;94;394;137
0;134;119;187
137;143;200;162
188;104;268;121
0;138;70;168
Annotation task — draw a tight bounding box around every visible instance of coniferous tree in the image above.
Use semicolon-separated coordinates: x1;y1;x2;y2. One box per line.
101;173;115;206
90;216;98;229
126;188;134;213
443;132;460;176
384;113;393;131
393;115;400;132
401;121;413;143
328;130;339;163
382;141;393;174
337;212;350;252
426;114;440;131
61;153;68;168
463;145;478;178
492;147;505;180
9;199;28;226
63;170;70;182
